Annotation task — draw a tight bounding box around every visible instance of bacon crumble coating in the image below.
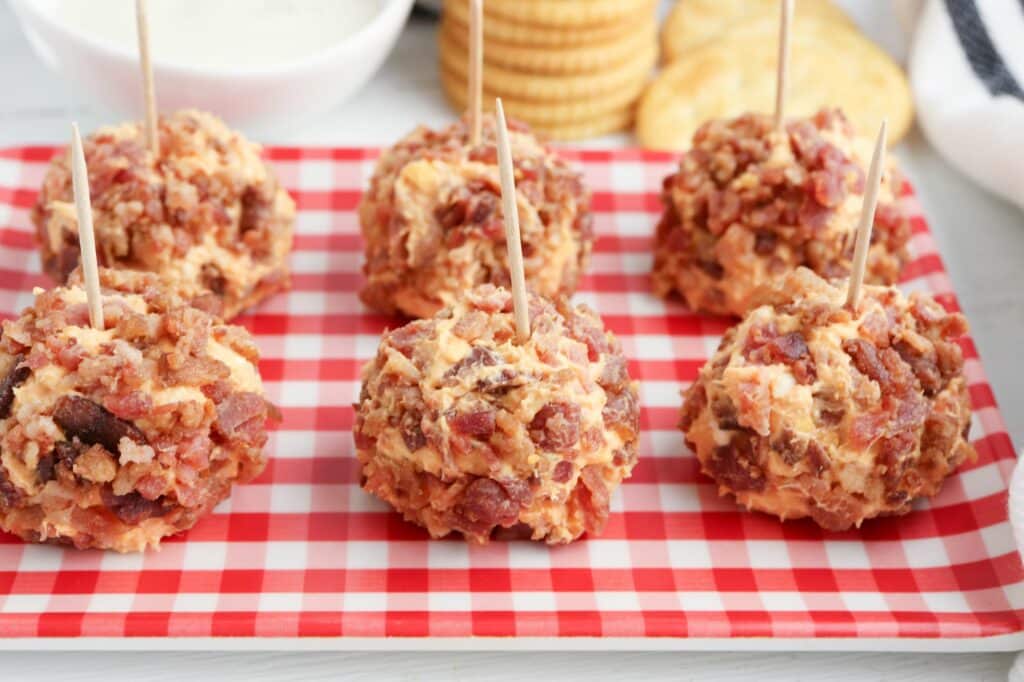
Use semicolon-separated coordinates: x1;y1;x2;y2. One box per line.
0;268;272;552
354;285;639;544
359;114;594;319
32;109;295;320
680;268;974;531
652;109;910;317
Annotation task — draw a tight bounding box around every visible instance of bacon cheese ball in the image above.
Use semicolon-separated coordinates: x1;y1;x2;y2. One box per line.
359;114;593;318
33;109;295;320
680;268;974;531
652;109;910;317
354;285;639;544
0;268;272;552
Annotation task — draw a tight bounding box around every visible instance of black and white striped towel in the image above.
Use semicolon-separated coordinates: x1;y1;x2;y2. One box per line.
909;0;1024;208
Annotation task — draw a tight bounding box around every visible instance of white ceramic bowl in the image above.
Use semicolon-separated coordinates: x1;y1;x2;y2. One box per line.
9;0;415;131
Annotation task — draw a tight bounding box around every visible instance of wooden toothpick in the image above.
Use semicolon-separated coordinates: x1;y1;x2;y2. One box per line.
494;98;530;342
468;0;484;146
845;119;888;310
135;0;159;156
70;123;105;330
774;0;793;131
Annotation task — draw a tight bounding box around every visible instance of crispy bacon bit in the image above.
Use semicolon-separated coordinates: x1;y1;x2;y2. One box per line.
102;391;154;421
451;311;489;341
454;477;520;533
529;402;581;451
754;232;778;254
446;347;502;378
0;470;22;509
708;433;764;492
680;384;708;432
37;441;87;483
577;465;611;534
566;311;610;361
53;396;145;454
603;389;639;432
552;460;574;483
387;322;433;359
101;489;166;525
0;358;30;419
214;392;267;444
449;409;496;439
893;340;941;395
598;355;629;390
400;411;426;452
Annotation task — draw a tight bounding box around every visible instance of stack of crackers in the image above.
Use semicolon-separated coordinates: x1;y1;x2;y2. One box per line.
440;0;659;140
638;0;914;150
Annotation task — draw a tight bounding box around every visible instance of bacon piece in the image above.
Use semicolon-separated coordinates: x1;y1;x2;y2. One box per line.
53;396;145;454
529;402;581;451
893;340;941;395
552;460;573;483
103;391;154;421
577;465;611;534
100;488;166;525
449;409;496;439
0;358;30;419
387;322;433;359
400;411;426;452
445;347;501;378
708;433;765;492
214;392;267;444
454;478;520;534
566;311;610;361
603;389;639;432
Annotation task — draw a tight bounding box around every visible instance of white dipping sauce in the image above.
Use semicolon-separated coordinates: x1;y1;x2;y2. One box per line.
48;0;384;69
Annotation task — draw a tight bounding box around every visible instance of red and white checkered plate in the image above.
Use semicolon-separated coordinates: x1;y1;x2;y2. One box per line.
0;146;1019;650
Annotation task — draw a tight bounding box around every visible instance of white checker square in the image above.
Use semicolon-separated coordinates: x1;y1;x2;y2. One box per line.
181;541;229;571
921;590;971;614
342;541;389;569
595;591;642;612
511;591;558;612
665;541;713;568
505;542;554;569
298;160;335;190
612;211;655;237
627;335;677;360
421;542;468;570
172;593;220;612
584;540;634;568
610;162;648;192
900;537;951;568
744;540;796;569
823;541;873;570
429;591;472;612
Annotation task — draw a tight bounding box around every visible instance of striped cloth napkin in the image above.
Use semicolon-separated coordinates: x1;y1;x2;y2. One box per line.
908;0;1024;209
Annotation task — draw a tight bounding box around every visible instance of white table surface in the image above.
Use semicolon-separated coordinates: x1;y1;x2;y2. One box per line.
1;2;1022;680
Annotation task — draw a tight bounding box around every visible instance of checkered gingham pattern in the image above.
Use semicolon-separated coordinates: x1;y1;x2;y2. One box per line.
0;144;1020;645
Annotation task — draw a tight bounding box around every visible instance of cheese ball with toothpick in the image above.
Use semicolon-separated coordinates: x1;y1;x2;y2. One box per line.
652;109;910;317
359;114;593;318
680;268;974;531
354;285;639;544
33;109;295;320
0;268;273;552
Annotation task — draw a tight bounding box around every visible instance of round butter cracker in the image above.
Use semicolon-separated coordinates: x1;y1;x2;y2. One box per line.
480;0;654;28
440;32;657;102
445;0;657;47
440;16;658;76
440;66;641;130
637;18;913;151
661;0;853;63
